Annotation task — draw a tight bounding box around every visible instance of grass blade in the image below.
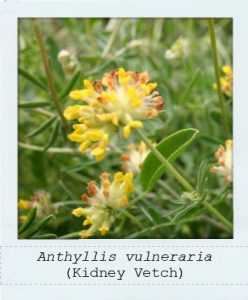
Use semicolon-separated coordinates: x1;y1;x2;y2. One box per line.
18;207;37;234
33;233;57;239
22;214;55;238
44;120;60;150
59;70;81;99
19;101;51;108
27;116;57;138
18;67;47;91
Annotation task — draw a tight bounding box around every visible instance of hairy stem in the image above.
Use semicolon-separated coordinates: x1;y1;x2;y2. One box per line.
101;19;122;58
203;201;232;231
208;18;229;137
58;232;81;239
19;142;78;153
32;19;67;130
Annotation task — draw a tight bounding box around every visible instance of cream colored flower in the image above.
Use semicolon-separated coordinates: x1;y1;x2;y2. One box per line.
210;140;233;183
121;141;149;173
165;37;188;60
64;68;164;160
72;171;134;238
58;49;77;76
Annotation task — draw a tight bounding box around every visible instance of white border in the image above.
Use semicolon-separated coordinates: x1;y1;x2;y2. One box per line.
1;0;248;298
1;0;248;246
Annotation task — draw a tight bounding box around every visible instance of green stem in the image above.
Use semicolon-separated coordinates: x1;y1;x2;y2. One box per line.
135;128;194;192
208;18;229;137
101;19;122;58
203;201;232;231
58;232;81;239
19;142;78;153
84;19;95;51
32;19;68;131
120;210;143;229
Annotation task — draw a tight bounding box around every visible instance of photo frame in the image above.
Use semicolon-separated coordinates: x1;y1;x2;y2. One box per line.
1;0;248;299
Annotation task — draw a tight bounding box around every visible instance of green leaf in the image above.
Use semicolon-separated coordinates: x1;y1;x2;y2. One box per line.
170;202;199;222
18;207;37;234
44;120;60;150
59;70;81;100
18;68;47;91
209;110;232;127
46;37;65;81
196;160;209;194
19;101;51;108
210;110;221;124
27;116;57;138
141;128;199;191
33;234;57;239
22;214;55;238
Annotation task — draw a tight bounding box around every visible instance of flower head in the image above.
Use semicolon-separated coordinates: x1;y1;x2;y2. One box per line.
72;171;134;238
64;68;164;160
18;190;52;221
213;66;233;97
121;141;149;173
210;139;233;183
165;37;188;60
58;49;77;76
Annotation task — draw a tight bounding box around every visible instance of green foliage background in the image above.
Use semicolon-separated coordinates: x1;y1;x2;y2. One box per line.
18;18;232;239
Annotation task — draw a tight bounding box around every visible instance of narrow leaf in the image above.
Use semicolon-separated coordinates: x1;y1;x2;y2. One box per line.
59;70;81;99
19;101;51;108
46;37;65;81
44;120;60;150
196;160;209;194
141;128;199;191
18;68;47;91
27;116;57;138
33;234;57;239
22;214;54;238
18;207;37;234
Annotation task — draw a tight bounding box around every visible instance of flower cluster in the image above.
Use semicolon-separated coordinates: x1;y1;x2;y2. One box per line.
64;68;164;160
165;37;188;60
58;49;77;76
18;190;52;222
210;139;233;183
213;66;233;97
121;141;149;173
72;172;133;238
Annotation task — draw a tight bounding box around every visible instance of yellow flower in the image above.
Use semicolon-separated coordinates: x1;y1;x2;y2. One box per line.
210;139;233;183
121;141;149;173
18;199;31;210
64;68;164;160
19;215;28;222
213;66;233;97
72;171;134;238
18;191;52;220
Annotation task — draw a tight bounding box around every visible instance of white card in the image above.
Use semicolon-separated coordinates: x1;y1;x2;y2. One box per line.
1;0;248;299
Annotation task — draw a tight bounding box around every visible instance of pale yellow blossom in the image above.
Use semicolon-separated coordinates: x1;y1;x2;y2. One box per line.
64;68;164;160
72;171;134;238
121;141;149;173
210;139;233;183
